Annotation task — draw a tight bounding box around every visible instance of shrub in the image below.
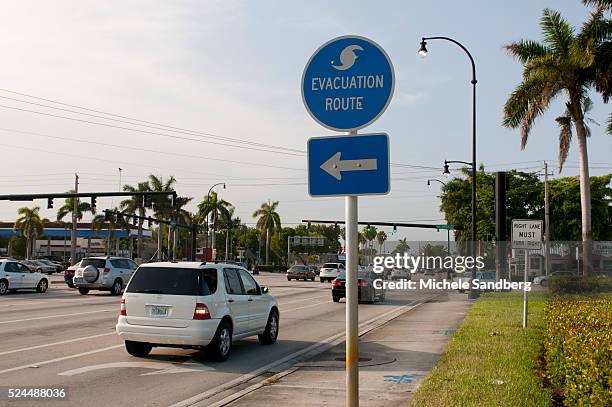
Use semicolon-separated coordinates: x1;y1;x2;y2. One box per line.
543;298;612;406
254;264;286;272
548;275;612;294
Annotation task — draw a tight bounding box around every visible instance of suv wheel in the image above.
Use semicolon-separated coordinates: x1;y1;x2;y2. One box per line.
0;280;8;295
258;310;279;345
332;296;340;303
111;279;122;296
208;321;232;361
36;279;48;293
125;340;152;357
78;287;90;295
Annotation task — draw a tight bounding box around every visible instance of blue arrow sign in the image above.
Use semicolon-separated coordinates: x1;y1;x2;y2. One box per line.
302;35;395;132
308;133;390;196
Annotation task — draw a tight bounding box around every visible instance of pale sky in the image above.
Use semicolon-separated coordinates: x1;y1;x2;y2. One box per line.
0;0;610;241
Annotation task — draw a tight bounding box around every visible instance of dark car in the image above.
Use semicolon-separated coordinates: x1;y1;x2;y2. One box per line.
286;265;316;281
64;261;81;288
331;270;385;303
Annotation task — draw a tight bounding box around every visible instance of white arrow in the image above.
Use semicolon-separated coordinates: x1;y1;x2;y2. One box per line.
320;152;377;181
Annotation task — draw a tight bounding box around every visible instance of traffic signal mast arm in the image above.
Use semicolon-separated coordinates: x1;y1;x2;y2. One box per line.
302;220;460;230
0;191;177;201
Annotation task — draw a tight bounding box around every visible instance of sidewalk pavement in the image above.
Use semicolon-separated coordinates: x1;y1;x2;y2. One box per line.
225;292;472;407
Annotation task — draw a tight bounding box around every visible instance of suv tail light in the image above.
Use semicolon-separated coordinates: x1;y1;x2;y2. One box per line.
193;303;211;320
358;280;369;287
119;299;127;316
104;267;110;274
332;279;342;287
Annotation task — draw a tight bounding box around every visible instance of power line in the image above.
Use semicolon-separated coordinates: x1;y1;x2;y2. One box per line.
0;127;305;172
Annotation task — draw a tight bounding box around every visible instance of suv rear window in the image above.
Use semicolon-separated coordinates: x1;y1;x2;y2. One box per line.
126;267;218;296
323;263;338;269
81;259;106;268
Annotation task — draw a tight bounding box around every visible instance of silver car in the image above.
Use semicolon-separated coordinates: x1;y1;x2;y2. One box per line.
73;256;138;295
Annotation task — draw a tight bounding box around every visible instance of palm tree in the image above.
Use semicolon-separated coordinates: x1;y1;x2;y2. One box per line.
362;226;377;264
376;231;388;254
56;189;94;223
393;238;410;255
148;175;176;259
198;191;233;260
502;8;611;274
121;181;149;259
167;196;193;260
252;200;281;264
14;207;46;259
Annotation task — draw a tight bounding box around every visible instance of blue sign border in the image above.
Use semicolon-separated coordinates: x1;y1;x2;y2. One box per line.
307;132;390;197
301;35;395;132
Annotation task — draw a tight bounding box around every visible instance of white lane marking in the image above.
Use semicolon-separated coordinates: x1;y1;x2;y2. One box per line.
278;294;329;306
58;359;214;376
0;309;113;324
0;344;123;375
281;300;332;313
0;332;116;356
169;299;433;407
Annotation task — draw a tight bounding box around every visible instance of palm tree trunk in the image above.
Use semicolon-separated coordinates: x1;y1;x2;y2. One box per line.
26;234;31;260
225;230;229;260
265;228;270;264
157;225;163;261
167;225;172;259
575;119;592;276
212;218;217;260
137;221;143;259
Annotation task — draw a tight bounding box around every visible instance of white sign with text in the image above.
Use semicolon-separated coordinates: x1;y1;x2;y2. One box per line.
512;219;543;249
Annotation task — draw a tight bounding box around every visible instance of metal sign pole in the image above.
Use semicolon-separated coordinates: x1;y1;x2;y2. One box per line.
523;249;528;328
346;194;359;406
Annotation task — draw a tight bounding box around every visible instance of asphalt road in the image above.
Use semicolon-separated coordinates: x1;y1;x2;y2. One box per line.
0;272;439;407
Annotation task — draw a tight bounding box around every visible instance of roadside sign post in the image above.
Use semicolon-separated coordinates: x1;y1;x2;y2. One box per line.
302;35;394;407
511;219;542;329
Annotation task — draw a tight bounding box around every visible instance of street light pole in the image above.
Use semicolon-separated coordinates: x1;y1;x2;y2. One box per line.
205;182;225;261
420;36;478;299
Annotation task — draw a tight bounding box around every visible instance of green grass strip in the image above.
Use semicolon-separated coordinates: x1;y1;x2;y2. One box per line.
410;292;552;407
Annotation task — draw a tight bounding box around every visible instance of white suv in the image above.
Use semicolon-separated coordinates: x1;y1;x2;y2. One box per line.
319;262;345;283
0;259;48;295
116;262;279;361
73;256;138;296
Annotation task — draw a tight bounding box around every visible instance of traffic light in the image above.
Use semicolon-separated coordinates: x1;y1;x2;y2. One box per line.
91;196;97;209
47;198;53;209
307;220;311;230
392;225;397;235
132;216;138;226
333;221;338;229
143;194;151;208
104;210;110;222
171;192;177;207
147;217;152;228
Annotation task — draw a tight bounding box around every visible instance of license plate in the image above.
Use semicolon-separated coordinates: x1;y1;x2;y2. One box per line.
148;306;169;318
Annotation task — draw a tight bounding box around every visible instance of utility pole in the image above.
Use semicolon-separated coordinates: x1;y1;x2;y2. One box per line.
544;161;551;276
69;173;79;265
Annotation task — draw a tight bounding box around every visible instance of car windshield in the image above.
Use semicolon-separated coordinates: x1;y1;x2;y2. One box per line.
81;259;106;268
323;263;338;269
290;266;307;271
126;267;217;296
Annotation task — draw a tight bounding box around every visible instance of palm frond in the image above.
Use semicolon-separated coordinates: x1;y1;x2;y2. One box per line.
556;114;573;172
541;8;575;57
505;40;550;64
582;0;612;11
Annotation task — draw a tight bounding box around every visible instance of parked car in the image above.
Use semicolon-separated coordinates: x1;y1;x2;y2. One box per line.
37;259;63;273
533;271;576;287
64;261;81;288
331;269;385;303
23;260;57;275
116;261;279;361
0;259;48;294
286;265;316;281
73;256;138;295
319;262;345;283
309;265;320;276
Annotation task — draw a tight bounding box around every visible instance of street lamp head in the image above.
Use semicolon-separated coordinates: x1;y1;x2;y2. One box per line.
418;40;428;58
443;162;450;176
427;179;431;186
222;183;226;189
